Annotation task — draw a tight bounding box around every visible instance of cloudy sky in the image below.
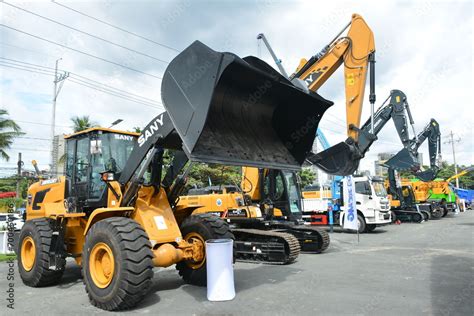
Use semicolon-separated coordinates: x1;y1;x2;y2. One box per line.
1;0;472;177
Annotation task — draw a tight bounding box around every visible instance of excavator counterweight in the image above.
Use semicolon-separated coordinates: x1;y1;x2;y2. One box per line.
161;40;333;171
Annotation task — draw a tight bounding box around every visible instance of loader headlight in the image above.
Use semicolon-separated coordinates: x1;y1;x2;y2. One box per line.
101;172;115;182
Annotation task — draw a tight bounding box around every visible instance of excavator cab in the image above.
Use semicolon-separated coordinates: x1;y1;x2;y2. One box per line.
261;169;303;221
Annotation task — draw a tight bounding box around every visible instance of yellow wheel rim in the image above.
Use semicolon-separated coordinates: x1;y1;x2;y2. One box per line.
89;242;115;288
184;232;206;269
21;236;36;271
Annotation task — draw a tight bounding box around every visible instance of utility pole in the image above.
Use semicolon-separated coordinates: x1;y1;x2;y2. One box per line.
50;58;69;174
16;153;22;198
444;131;461;188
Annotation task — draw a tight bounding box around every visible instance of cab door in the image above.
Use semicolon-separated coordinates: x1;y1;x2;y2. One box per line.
354;181;374;212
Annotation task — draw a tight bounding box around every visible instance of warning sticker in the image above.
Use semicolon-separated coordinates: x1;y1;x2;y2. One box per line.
154;216;168;230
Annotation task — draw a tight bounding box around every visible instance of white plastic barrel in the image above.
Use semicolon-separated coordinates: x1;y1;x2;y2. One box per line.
206;239;235;301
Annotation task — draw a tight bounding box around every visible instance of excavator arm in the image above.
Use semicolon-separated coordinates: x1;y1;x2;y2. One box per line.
385;118;441;181
258;14;375;175
446;167;474;183
356;90;414;154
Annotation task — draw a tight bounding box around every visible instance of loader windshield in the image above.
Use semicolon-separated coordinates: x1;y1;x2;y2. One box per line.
89;133;136;198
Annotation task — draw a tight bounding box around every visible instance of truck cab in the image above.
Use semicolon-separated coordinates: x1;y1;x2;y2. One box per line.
340;176;391;232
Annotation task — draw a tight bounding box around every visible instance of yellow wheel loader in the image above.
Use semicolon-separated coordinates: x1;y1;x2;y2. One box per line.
176;167;329;264
18;40;333;310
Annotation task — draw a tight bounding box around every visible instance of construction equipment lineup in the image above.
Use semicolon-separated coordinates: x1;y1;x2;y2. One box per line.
14;13;472;311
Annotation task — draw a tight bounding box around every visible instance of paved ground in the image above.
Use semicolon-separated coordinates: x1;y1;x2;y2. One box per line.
1;211;473;315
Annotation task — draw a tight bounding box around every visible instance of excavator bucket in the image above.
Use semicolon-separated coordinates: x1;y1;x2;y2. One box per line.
384;148;420;170
307;138;362;176
415;169;438;182
161;41;333;170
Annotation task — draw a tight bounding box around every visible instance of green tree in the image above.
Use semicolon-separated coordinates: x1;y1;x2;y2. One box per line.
0;109;24;160
132;127;142;133
298;168;316;188
185;163;241;191
71;115;97;132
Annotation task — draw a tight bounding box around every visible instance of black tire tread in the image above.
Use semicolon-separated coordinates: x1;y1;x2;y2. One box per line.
82;217;153;311
18;218;65;287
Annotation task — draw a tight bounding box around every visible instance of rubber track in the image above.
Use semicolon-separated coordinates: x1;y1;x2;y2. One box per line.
232;228;300;264
292;226;330;253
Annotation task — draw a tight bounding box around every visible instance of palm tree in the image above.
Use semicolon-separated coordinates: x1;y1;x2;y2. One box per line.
0;109;24;161
71;115;96;132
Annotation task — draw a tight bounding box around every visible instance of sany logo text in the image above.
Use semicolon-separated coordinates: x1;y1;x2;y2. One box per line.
138;114;164;147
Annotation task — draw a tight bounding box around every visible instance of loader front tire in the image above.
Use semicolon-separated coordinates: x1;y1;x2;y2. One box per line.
82;217;153;311
18;218;65;287
176;214;234;286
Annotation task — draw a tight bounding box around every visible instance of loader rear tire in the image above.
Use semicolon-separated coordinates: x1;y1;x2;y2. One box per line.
82;217;153;311
18;218;65;287
176;214;234;286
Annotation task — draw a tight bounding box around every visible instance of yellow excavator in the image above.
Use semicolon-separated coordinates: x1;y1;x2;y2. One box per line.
18;40;333;310
176;166;330;263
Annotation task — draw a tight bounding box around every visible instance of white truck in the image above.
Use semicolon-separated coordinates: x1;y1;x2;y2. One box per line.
302;176;392;233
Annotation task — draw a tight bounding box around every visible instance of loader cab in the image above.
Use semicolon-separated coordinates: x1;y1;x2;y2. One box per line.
262;170;303;220
64;128;138;212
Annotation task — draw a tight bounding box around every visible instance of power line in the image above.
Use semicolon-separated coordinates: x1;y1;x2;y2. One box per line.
10;147;51;152
52;1;181;53
0;24;163;79
17;136;52;141
3;2;170;65
68;77;162;109
0;62;55;77
14;120;70;128
1;57;161;103
0;41;58;58
0;58;163;108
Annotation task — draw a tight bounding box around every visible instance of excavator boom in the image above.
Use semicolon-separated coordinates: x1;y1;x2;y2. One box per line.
259;14;376;175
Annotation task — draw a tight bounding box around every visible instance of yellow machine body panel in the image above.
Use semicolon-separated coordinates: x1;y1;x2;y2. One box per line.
26;176;68;220
176;189;263;219
132;186;183;245
241;166;262;201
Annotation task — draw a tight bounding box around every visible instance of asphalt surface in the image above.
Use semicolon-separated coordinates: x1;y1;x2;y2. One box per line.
1;210;473;315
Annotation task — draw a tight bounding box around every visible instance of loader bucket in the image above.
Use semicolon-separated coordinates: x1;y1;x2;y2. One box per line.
161;41;333;170
384;148;420;170
307;139;362;175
